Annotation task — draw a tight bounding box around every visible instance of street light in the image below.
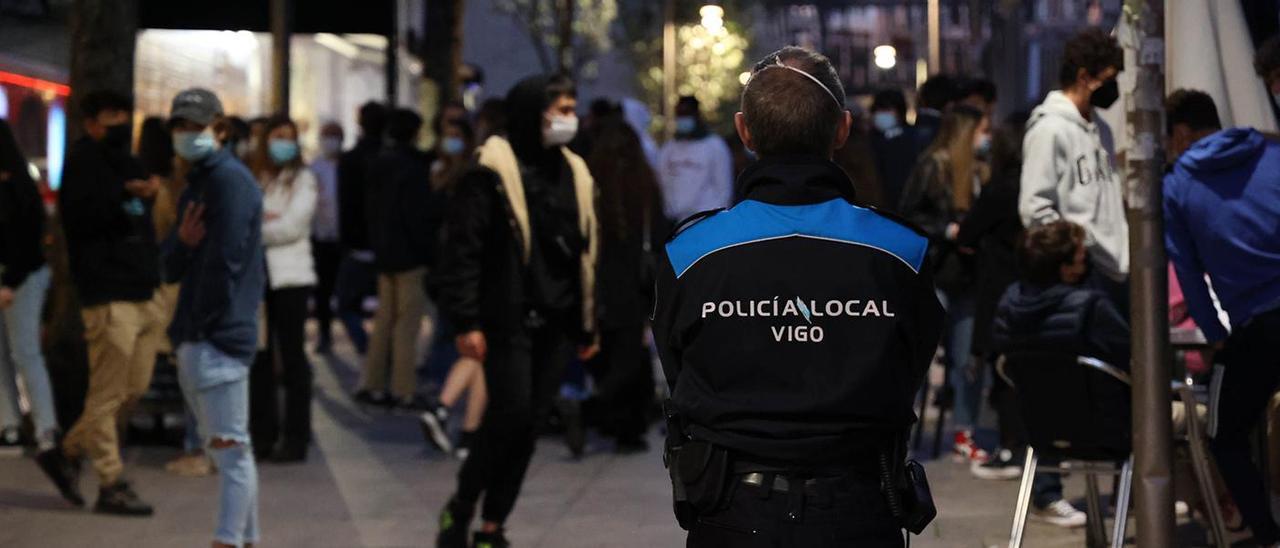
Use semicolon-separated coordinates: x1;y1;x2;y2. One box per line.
873;45;897;70
700;3;724;32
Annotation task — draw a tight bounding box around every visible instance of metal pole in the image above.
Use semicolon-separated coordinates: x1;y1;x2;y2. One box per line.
662;0;676;139
926;0;940;73
1126;0;1174;545
270;0;291;116
386;2;399;107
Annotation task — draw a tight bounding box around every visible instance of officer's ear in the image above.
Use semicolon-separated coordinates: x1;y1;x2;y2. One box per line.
734;112;755;154
830;110;852;154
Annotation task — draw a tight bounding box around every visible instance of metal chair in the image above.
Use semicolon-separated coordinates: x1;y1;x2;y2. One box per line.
1002;353;1134;548
1002;353;1231;547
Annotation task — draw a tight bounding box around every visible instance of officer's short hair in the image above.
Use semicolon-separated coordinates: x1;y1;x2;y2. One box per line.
741;46;846;156
1165;89;1221;136
1019;221;1086;286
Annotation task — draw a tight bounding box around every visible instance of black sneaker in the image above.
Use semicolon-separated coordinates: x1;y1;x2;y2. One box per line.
971;448;1024;481
436;498;471;548
269;443;308;464
419;405;454;454
395;394;433;414
473;530;511;548
615;436;649;455
453;431;474;461
353;389;392;408
0;426;22;456
35;448;84;506
94;481;154;516
557;399;585;459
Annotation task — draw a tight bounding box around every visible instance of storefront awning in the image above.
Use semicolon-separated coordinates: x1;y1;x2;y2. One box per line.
138;0;394;35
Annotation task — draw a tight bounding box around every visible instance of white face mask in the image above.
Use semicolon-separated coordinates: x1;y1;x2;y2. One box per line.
543;114;578;147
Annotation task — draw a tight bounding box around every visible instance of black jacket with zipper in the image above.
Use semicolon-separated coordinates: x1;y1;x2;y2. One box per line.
433;157;587;339
58;136;159;306
653;156;944;466
0;168;46;289
366;145;441;273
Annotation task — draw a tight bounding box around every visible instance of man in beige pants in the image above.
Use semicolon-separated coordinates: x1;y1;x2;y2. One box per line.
47;90;164;515
354;109;437;409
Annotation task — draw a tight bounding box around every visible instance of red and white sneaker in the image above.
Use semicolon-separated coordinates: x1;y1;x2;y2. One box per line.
952;430;990;464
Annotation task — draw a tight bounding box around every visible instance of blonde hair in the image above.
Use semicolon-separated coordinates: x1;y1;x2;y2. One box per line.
923;105;985;211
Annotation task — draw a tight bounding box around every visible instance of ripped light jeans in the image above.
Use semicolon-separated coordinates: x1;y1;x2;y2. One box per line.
176;341;259;547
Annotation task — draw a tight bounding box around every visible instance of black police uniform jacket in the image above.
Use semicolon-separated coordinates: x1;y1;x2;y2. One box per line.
653;155;945;467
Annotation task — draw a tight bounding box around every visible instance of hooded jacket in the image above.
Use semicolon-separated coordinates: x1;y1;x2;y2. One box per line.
653;156;943;466
658;128;734;222
433;76;598;339
366;144;441;273
992;281;1130;368
59;136;161;306
1164;128;1280;343
1020;91;1129;282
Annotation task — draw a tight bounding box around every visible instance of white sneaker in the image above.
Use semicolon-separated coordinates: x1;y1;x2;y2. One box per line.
1032;499;1087;528
418;407;454;454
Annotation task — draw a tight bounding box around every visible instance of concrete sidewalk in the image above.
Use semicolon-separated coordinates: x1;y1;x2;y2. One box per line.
0;337;1202;547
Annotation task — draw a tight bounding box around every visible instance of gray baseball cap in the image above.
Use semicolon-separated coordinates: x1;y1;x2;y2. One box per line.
169;88;224;126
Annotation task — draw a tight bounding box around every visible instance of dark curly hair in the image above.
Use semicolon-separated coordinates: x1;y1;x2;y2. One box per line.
1019;221;1086;286
1256;35;1280;80
1058;28;1124;88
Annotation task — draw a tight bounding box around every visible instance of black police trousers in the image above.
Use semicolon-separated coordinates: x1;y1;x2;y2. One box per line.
686;473;904;548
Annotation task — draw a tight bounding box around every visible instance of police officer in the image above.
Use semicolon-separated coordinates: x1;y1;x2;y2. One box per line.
653;46;945;547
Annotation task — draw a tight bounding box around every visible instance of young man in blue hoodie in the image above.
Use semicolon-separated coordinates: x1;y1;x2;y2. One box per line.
163;88;267;548
1164;88;1280;546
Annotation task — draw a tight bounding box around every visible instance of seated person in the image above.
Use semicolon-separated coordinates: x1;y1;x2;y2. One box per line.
994;220;1231;533
990;220;1115;528
993;220;1129;369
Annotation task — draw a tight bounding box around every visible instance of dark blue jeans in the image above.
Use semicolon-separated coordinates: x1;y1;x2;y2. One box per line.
335;253;376;354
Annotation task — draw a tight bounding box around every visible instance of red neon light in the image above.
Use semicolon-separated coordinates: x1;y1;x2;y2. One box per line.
0;70;71;97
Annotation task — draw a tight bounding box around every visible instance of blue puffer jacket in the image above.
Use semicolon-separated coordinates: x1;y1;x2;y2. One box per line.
1164;128;1280;342
992;282;1131;369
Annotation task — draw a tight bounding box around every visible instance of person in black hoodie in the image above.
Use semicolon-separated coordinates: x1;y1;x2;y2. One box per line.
0;119;64;488
991;220;1125;528
56;90;164;515
357;109;440;409
336;102;386;361
433;74;599;548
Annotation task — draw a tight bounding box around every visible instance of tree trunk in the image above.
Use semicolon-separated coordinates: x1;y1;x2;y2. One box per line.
557;0;574;75
51;0;139;429
424;0;465;107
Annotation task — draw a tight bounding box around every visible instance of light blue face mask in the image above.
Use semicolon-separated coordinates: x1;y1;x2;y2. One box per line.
269;138;300;165
675;116;698;135
872;111;898;133
975;134;992;157
174;130;216;161
441;136;466;156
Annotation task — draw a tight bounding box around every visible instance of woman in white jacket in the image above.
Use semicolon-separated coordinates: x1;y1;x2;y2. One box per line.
250;117;318;463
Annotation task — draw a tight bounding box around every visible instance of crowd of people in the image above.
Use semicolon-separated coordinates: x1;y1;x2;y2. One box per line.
0;27;1279;547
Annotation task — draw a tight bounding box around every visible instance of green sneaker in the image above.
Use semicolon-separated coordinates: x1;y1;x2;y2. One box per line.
436;498;471;548
472;530;510;548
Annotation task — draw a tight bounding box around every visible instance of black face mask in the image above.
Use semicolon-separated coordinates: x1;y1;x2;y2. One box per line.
102;123;131;149
1089;79;1119;109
